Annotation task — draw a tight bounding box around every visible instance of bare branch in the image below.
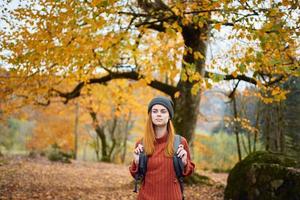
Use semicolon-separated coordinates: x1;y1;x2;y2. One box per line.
205;71;257;85
52;68;178;103
118;11;150;17
228;80;241;99
183;9;224;14
205;71;285;87
121;0;177;32
266;75;284;86
135;20;165;31
138;0;172;13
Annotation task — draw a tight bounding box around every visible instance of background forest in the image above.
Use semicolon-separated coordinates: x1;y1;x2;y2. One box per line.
0;0;299;199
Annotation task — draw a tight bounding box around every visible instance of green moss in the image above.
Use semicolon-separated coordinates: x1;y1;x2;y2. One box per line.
224;151;300;200
212;168;231;173
184;172;213;186
238;151;298;168
47;144;73;163
0;157;8;166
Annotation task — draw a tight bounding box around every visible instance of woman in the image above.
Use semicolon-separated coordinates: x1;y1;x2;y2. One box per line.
129;96;195;200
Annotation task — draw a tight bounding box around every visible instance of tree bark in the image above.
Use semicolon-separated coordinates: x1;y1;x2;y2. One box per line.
121;112;133;163
247;132;252;154
89;111;110;162
95;125;110;162
241;134;249;155
277;102;285;153
74;102;79;159
233;95;242;161
253;101;261;152
172;24;208;143
108;118;118;160
265;105;270;151
95;133;100;161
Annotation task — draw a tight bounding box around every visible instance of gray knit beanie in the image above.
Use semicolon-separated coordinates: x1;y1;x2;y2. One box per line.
147;96;174;119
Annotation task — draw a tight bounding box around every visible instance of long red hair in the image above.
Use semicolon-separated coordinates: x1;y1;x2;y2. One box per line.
143;113;175;157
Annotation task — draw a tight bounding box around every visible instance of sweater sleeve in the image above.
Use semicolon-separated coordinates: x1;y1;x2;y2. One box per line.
181;137;195;177
129;140;142;178
129;160;138;178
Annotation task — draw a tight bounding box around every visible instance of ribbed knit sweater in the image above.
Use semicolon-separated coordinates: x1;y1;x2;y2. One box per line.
129;134;195;200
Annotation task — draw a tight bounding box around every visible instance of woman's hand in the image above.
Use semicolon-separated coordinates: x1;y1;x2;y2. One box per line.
133;144;144;165
176;144;187;166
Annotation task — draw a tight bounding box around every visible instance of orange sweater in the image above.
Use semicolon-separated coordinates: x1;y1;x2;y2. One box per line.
129;134;195;200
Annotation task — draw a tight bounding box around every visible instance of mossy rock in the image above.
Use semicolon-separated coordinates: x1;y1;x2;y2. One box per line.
224;151;300;200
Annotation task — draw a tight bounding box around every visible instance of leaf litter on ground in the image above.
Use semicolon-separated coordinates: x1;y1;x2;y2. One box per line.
0;155;226;200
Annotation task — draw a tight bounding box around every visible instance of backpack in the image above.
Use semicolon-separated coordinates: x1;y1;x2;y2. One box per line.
133;134;185;199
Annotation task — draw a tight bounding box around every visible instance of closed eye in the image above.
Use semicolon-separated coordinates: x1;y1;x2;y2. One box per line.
152;109;167;113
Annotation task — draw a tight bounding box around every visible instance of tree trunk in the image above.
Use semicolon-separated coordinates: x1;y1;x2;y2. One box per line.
241;134;249;155
121;126;129;163
247;132;252;154
95;133;100;161
74;102;79;159
95;125;110;162
121;112;133;163
89;111;110;162
233;95;242;161
108;117;118;160
253;101;261;152
173;24;208;144
277;102;285;153
265;105;270;151
172;90;201;143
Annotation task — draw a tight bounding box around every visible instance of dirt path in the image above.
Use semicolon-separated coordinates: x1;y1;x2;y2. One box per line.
0;156;226;200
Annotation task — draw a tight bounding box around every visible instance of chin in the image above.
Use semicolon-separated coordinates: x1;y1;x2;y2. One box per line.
153;122;167;126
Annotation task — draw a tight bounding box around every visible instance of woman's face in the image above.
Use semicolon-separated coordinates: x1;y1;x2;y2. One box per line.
151;104;170;126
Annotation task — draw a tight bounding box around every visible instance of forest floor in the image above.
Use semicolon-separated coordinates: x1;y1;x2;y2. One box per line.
0;155;227;200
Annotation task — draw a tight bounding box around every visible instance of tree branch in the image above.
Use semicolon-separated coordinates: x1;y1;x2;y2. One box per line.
205;71;257;85
134;15;177;31
118;11;150;17
266;75;284;86
135;20;165;31
183;9;225;14
119;0;177;32
54;69;285;104
228;80;241;99
204;71;285;87
52;68;178;103
137;0;172;13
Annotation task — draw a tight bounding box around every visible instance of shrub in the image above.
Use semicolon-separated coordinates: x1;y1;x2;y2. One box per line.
47;143;73;163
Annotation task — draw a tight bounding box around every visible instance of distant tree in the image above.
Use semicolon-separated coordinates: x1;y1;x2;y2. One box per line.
1;0;298;144
282;76;300;159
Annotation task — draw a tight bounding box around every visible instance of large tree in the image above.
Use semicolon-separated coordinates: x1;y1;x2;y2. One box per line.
1;0;299;143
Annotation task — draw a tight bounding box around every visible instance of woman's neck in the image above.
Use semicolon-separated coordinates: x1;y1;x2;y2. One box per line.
154;125;168;139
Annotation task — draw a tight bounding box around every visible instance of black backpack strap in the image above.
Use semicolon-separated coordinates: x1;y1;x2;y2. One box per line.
134;173;139;193
173;134;185;200
133;140;148;193
134;135;185;200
